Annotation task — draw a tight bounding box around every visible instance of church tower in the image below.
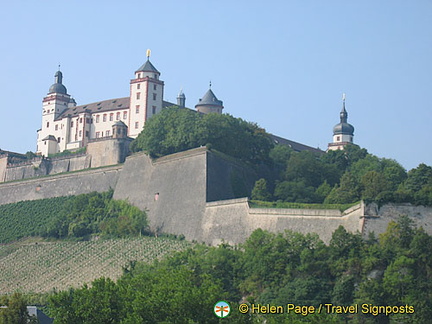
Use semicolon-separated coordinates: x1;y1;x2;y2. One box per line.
328;94;355;151
129;50;164;138
195;83;224;114
37;69;73;156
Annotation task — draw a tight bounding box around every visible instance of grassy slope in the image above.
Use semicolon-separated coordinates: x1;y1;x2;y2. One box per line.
0;237;191;294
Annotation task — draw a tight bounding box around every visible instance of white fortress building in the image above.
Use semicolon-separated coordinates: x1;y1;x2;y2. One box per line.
36;52;224;156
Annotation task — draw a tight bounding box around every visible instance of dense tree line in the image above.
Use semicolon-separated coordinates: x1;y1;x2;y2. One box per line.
130;106;273;165
253;144;432;206
41;217;431;323
130;107;431;206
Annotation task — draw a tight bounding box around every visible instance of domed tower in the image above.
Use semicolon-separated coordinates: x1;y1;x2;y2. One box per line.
328;94;355;151
37;68;73;156
195;83;223;114
129;49;164;138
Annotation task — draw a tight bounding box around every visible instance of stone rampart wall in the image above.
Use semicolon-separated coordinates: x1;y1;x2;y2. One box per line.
202;199;364;245
1;146;432;245
363;202;432;237
0;165;121;205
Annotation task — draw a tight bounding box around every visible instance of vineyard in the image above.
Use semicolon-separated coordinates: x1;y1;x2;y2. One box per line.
0;197;74;243
0;237;191;294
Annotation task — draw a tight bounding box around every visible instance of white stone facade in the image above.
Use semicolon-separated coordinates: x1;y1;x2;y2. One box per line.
36;59;167;157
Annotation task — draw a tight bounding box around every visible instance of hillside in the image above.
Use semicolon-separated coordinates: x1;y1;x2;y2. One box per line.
0;237;190;294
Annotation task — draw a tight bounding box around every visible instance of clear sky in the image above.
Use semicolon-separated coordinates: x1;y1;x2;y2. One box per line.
0;1;431;170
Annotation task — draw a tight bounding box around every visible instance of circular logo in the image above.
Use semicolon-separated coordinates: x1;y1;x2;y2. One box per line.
214;301;231;318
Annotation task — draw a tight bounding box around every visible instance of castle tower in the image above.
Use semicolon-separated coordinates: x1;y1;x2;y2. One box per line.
129;50;164;138
37;68;72;156
112;120;128;139
177;89;186;108
195;83;224;114
327;94;355;151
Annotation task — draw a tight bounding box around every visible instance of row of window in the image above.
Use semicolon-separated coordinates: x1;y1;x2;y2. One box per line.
136;73;158;80
95;111;127;123
135;105;157;115
136;92;157;100
95;130;111;138
46;107;154;135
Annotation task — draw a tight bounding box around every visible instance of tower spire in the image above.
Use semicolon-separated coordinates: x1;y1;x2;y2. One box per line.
340;93;348;123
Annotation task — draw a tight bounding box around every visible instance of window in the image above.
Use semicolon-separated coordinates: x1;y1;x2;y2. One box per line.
152;106;156;115
71;121;74;127
136;105;140;114
46;122;49;128
137;84;141;89
154;74;158;79
103;114;107;122
109;113;114;121
153;84;157;90
79;130;82;137
135;122;139;129
116;112;120;120
55;125;58;131
106;130;110;136
85;131;89;137
96;132;100;138
153;93;157;100
336;136;340;141
96;115;100;123
136;92;141;100
137;73;141;78
123;111;127;119
57;137;61;143
86;118;90;124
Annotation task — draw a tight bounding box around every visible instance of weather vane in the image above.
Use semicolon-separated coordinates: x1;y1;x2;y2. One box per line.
146;49;151;59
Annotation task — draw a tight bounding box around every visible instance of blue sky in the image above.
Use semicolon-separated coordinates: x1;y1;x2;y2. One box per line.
0;1;431;170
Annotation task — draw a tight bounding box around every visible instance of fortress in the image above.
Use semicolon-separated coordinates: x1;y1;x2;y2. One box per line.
1;54;431;244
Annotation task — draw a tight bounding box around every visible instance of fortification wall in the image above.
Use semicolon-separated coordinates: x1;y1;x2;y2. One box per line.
206;151;258;202
0;156;7;182
87;138;131;168
0;165;121;205
113;148;208;241
363;202;432;237
202;199;365;245
1;146;432;246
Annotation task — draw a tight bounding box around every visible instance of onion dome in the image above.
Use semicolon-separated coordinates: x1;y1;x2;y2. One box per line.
333;100;354;135
48;70;67;94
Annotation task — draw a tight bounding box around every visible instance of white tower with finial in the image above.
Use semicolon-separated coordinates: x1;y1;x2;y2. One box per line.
327;93;355;151
129;49;164;138
37;67;74;156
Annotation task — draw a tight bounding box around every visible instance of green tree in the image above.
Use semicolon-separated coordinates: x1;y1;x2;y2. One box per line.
269;144;293;168
324;172;360;204
361;170;390;201
131;106;273;164
0;293;35;324
274;181;317;203
48;278;121;324
251;178;272;201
